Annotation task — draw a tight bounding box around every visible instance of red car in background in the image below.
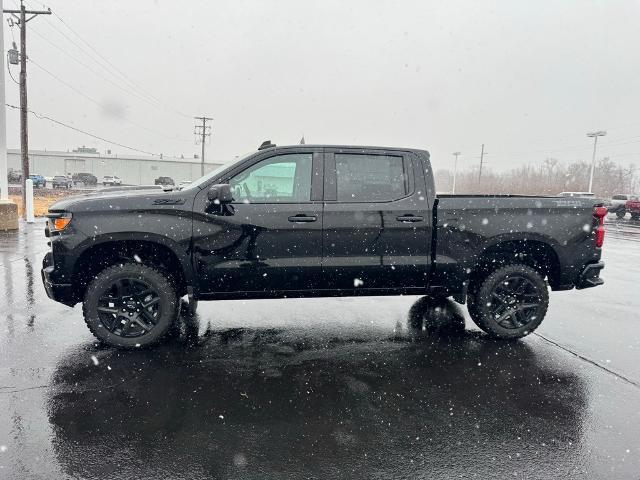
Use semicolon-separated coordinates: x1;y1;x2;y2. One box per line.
626;196;640;220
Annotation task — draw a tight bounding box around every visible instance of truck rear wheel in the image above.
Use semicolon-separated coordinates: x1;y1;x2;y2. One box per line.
82;263;179;348
467;264;548;339
616;210;625;219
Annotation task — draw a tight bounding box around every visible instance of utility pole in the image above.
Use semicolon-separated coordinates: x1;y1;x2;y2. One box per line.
194;116;213;177
3;1;51;216
452;152;460;194
586;131;606;194
478;144;485;183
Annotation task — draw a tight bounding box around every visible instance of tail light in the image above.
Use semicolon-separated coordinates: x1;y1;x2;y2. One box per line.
593;206;607;248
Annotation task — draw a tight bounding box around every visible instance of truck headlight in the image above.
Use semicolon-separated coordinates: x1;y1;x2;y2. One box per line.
49;213;72;232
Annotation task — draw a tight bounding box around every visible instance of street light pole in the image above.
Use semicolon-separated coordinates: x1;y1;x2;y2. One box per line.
0;14;9;201
452;152;460;194
586;131;606;194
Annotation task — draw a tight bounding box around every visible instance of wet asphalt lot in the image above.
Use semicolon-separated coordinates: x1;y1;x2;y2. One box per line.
1;218;639;479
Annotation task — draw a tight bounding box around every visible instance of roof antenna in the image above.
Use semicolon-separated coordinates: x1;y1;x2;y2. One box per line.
258;140;275;150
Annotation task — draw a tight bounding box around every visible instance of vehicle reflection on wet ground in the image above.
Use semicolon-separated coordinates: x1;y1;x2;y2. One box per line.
1;220;639;479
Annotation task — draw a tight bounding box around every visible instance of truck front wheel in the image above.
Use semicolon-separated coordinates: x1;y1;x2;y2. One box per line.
467;264;548;339
82;263;179;348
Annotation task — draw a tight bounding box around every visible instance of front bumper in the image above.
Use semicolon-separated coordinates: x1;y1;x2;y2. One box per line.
575;261;605;289
41;252;76;306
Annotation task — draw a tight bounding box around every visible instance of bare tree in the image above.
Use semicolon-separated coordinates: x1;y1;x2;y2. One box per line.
448;157;637;196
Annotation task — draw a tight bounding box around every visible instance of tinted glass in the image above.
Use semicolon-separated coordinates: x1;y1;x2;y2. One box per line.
229;153;313;203
335;153;408;202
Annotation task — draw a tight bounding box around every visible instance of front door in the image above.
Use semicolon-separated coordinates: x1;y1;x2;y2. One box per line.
192;149;324;294
321;149;432;291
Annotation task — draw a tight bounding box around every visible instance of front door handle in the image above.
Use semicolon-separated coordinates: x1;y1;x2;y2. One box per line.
288;214;318;223
396;215;423;223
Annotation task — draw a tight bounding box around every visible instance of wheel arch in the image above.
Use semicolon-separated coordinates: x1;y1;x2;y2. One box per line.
71;234;193;300
471;235;562;290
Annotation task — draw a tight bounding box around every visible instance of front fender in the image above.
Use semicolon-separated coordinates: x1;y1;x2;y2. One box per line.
74;231;195;287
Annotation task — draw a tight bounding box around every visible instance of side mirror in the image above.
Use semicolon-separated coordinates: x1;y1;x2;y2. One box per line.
207;183;233;204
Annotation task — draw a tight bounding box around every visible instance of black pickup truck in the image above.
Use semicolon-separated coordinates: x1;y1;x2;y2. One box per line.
42;143;606;348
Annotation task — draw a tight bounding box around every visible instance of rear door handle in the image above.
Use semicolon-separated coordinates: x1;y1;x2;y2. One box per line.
288;214;318;223
396;215;423;223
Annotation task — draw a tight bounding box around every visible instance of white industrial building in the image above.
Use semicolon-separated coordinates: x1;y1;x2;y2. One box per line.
6;148;223;185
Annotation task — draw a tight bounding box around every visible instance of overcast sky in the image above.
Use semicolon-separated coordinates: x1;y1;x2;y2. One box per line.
3;0;640;172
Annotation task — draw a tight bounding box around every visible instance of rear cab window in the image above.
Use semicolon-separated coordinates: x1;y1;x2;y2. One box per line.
325;151;413;202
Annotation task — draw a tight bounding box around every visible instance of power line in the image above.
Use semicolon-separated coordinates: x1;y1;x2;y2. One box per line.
27;57;192;142
33;1;192;120
28;57;103;107
39;20;172;115
5;102;159;156
27;23;180;117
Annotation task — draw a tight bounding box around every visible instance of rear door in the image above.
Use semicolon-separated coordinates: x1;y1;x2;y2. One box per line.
322;148;432;291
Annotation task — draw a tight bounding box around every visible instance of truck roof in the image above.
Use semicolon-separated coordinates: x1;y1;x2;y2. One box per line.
260;143;430;156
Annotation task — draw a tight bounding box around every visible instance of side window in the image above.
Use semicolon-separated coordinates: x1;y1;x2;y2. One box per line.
229;153;313;203
335;153;409;202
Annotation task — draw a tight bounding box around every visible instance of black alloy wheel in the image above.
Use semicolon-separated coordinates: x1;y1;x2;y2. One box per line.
96;278;162;338
485;274;541;330
83;263;178;348
468;264;548;339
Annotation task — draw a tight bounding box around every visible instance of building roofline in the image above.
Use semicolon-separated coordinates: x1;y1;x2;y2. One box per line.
7;148;222;165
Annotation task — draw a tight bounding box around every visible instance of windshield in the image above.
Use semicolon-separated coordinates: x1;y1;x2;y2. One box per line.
180;151;257;190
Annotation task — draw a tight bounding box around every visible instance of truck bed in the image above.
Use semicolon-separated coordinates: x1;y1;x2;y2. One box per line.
432;194;604;293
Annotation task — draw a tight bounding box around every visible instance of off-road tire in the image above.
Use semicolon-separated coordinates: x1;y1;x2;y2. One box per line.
83;263;179;348
467;264;548;339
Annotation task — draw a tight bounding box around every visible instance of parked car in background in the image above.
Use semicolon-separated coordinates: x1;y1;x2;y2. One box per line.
102;175;122;186
608;194;634;218
29;174;47;188
52;175;73;189
558;191;595;198
7;169;22;183
72;172;98;185
626;196;640;220
154;176;175;186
